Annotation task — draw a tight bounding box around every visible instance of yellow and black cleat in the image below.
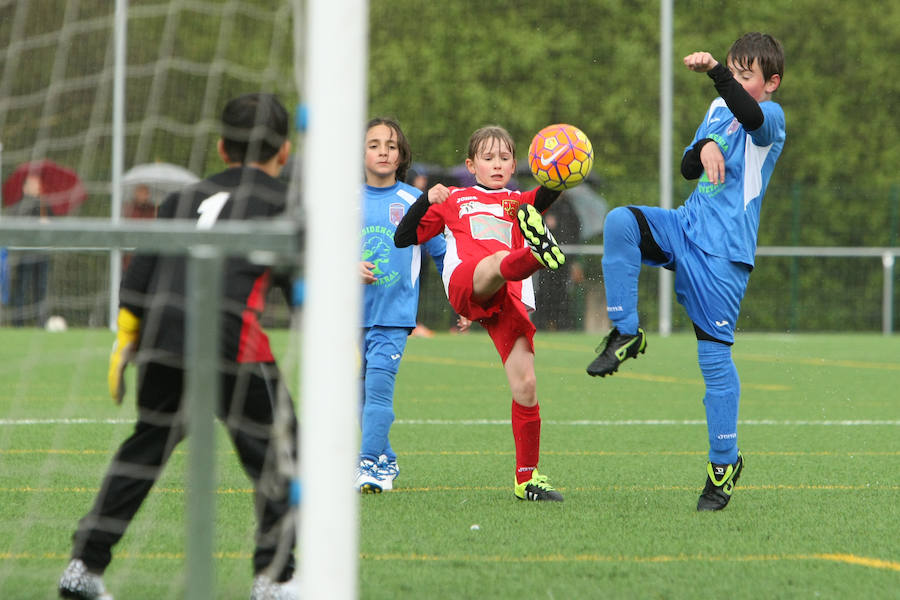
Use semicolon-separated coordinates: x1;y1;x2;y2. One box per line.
586;327;647;377
516;204;565;270
514;470;564;502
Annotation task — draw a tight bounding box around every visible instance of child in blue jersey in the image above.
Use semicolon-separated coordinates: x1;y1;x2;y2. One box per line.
586;33;786;511
355;117;462;493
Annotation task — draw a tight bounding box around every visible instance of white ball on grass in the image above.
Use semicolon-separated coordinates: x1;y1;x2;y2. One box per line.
45;316;68;332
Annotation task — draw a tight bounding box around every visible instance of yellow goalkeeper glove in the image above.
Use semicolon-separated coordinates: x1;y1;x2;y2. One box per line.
108;307;141;405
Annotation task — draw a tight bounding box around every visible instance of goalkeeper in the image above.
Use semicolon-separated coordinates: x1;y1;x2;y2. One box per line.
59;93;300;600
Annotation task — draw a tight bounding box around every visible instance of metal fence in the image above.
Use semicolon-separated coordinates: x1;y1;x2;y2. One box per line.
415;245;900;336
3;242;896;335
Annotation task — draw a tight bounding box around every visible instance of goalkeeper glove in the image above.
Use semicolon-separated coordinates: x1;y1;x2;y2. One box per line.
108;307;141;405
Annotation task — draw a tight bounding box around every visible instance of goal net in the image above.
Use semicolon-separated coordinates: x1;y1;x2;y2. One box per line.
1;0;299;327
0;1;362;599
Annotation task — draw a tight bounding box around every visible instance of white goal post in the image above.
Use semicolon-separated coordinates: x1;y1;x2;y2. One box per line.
296;1;366;599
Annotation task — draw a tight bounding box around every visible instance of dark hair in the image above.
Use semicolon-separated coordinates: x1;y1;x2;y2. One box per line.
467;125;516;161
728;32;784;83
221;93;289;164
366;117;412;183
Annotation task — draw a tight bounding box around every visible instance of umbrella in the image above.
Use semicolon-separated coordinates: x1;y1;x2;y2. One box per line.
122;162;200;206
562;183;608;241
514;163;608;240
2;160;87;216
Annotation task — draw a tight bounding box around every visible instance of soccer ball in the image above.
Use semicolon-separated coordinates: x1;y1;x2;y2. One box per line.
528;123;594;190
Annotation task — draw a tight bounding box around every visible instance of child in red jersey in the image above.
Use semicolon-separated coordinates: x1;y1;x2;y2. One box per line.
395;125;566;501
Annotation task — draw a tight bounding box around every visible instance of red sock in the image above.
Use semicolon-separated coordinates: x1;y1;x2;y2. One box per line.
511;400;541;484
499;248;543;281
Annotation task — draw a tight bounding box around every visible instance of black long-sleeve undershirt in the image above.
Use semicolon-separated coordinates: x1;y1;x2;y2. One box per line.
533;186;561;213
394;184;561;248
680;138;716;180
707;63;764;131
394;194;430;247
681;62;766;180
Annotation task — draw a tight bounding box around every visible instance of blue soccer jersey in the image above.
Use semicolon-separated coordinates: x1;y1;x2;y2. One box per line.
677;99;786;267
361;181;445;328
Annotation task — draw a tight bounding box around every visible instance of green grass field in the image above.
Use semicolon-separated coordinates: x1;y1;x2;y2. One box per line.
1;328;898;598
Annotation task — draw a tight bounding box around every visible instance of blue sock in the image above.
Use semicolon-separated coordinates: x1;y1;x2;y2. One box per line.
601;207;642;334
360;367;395;462
382;441;396;463
697;340;740;464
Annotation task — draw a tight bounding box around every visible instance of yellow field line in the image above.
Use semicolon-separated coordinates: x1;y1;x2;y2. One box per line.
0;448;900;458
3;551;897;572
359;551;900;571
0;551;246;560
737;353;900;371
397;449;900;457
0;449;111;455
403;355;499;369
0;486;253;494
815;553;900;571
404;355;790;391
3;483;898;495
530;339;900;372
388;484;900;493
7;449;898;457
0;449;223;456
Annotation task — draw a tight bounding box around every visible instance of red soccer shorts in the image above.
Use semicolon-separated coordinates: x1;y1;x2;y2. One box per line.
448;259;536;363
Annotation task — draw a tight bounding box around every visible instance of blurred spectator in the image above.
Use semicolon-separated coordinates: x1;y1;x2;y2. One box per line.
123;183;157;219
8;174;50;326
407;165;437;338
532;194;583;331
122;184;157;271
407;166;429;194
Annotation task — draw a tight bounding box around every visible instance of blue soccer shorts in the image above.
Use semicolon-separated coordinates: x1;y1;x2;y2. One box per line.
632;206;750;344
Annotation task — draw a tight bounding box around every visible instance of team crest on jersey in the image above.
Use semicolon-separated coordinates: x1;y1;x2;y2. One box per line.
502;199;519;218
389;202;405;226
726;117;740;135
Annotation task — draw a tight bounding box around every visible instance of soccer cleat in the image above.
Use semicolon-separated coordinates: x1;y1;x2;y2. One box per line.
586;327;647;377
249;574;300;600
517;204;565;270
697;452;744;511
58;559;113;600
355;458;384;494
376;454;400;491
514;470;564;502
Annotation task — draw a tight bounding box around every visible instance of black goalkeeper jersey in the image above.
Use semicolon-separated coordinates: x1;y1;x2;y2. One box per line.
121;166;293;365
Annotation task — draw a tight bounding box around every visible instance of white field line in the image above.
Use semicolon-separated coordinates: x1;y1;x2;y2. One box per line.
399;419;900;426
1;418;899;426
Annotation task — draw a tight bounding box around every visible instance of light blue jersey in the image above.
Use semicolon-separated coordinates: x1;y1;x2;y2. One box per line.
677;99;786;268
359;181;445;465
361;181;445;328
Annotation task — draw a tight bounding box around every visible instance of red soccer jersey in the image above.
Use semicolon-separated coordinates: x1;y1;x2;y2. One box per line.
416;185;539;310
